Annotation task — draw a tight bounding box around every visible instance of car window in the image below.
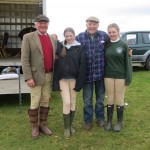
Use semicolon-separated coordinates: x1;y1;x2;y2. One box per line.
122;33;137;45
142;33;150;44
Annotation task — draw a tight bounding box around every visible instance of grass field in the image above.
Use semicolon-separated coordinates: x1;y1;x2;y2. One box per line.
0;67;150;150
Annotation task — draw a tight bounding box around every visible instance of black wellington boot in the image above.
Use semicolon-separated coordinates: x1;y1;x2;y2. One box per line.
114;106;124;132
105;104;114;131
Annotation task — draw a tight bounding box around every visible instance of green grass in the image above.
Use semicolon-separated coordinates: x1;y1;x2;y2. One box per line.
0;67;150;150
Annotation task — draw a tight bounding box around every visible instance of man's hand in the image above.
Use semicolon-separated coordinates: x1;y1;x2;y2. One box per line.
26;79;35;87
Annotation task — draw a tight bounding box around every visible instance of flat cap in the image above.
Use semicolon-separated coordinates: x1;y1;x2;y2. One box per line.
35;14;50;22
86;16;99;23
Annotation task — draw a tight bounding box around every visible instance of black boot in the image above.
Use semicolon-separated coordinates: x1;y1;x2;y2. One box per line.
63;113;70;139
114;106;124;132
105;104;114;131
70;111;75;134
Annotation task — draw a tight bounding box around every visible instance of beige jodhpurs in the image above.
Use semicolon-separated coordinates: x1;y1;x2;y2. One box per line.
104;78;126;106
59;79;77;114
30;73;52;109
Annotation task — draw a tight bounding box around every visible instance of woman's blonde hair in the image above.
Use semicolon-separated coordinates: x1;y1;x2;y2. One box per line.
107;23;120;33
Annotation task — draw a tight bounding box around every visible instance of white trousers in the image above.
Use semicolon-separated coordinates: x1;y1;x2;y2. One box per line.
104;78;126;106
59;79;77;114
30;73;52;109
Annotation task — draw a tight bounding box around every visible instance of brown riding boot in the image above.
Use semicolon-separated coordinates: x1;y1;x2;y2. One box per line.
39;106;52;136
28;108;39;139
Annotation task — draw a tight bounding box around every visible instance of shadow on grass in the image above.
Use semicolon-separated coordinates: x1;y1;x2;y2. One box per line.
0;93;30;106
133;66;149;72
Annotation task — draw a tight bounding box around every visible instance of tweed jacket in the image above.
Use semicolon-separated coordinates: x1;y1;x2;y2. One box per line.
21;31;56;86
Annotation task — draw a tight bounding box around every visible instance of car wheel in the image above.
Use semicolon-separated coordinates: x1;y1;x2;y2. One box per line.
145;57;150;70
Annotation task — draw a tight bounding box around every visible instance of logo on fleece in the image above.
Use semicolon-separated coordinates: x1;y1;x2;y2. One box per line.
116;47;123;53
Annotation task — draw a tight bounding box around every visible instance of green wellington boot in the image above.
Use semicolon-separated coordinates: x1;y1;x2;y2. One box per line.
70;111;75;134
63;113;70;139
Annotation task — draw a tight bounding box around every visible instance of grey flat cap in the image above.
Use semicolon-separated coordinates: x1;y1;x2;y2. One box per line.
86;16;99;23
35;14;50;22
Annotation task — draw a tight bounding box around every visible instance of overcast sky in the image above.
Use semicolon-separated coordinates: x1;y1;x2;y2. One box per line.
44;0;150;40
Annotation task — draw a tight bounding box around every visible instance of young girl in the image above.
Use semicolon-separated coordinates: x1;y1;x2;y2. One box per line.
104;23;132;132
53;27;86;138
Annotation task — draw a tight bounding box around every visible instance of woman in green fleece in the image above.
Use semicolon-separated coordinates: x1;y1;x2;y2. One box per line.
104;23;132;132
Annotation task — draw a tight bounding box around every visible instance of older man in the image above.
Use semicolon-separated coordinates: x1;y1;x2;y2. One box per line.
21;14;56;139
76;16;109;131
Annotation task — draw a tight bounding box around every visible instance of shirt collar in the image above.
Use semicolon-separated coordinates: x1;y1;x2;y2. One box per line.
63;40;81;49
37;31;47;36
85;30;99;37
110;38;120;43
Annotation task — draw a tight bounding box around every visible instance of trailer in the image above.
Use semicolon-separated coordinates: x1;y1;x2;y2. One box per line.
0;0;43;92
0;0;43;52
0;0;45;110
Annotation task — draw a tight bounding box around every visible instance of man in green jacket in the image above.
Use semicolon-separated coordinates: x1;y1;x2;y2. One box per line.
21;14;56;139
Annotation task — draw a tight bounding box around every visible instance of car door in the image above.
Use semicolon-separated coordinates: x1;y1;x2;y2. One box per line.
121;32;139;61
138;32;150;62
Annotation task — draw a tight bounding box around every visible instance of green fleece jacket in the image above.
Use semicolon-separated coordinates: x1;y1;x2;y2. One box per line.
104;39;132;85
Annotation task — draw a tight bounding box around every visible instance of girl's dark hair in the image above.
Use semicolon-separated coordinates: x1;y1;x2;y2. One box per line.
61;27;75;57
60;46;67;57
105;37;111;48
63;27;75;36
